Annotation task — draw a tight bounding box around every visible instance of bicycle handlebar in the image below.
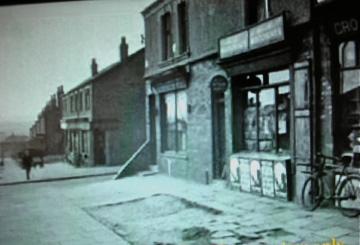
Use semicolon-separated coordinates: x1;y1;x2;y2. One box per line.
316;153;340;162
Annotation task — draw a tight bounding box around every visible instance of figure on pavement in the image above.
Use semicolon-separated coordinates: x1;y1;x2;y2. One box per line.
21;150;33;180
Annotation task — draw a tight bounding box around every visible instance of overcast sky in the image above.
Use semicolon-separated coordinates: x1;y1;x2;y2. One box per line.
0;0;153;127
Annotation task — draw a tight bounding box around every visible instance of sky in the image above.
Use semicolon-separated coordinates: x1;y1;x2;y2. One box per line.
0;0;153;133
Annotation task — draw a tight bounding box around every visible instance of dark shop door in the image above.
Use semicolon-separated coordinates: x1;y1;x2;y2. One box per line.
149;95;157;165
211;76;228;179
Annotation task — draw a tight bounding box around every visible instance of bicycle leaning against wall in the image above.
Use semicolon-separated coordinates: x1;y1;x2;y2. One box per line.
301;153;360;217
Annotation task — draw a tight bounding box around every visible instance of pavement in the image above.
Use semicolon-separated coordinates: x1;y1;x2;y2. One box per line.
0;167;359;245
0;158;119;186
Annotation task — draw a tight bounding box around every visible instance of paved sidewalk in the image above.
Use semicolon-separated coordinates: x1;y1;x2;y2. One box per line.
64;174;360;245
0;158;119;185
0;171;358;244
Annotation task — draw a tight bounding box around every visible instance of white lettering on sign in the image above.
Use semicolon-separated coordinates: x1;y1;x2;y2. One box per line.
220;31;248;59
249;16;284;50
219;15;284;59
334;18;359;36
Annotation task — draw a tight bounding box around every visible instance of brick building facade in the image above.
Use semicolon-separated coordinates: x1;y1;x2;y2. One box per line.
143;0;359;203
29;86;64;156
61;38;147;167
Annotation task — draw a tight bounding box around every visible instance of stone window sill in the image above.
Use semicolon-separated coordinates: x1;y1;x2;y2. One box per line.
158;51;190;68
161;151;188;160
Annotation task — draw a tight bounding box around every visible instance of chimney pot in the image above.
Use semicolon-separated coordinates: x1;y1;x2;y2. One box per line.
91;58;98;76
120;36;128;62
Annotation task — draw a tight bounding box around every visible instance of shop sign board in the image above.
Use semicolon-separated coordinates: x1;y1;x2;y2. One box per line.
152;77;187;94
249;15;285;50
219;14;285;59
333;17;359;37
219;31;248;59
211;76;228;92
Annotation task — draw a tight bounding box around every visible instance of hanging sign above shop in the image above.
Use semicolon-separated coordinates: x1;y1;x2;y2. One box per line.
333;17;359;37
210;76;228;92
219;14;285;59
152;77;187;94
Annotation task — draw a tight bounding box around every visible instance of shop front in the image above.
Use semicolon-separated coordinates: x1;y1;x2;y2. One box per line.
219;13;314;202
317;2;360;165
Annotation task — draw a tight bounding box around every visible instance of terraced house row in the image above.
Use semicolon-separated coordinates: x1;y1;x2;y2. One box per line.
142;0;359;203
31;0;359;205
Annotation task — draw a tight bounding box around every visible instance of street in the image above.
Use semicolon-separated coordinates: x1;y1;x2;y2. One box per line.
0;161;359;245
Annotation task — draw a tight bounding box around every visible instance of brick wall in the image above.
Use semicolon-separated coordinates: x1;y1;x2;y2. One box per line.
156;59;229;183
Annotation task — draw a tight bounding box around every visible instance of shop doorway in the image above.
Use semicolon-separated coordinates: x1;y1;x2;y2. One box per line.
149;95;157;165
94;129;105;165
211;76;227;179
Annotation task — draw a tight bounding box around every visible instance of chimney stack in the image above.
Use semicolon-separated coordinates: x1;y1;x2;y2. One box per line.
91;58;98;76
120;36;128;62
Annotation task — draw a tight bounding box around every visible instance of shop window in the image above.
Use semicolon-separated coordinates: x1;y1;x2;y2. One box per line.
339;40;360;94
161;12;173;60
177;1;188;54
241;70;290;153
337;40;360;153
269;69;290;84
161;90;187;152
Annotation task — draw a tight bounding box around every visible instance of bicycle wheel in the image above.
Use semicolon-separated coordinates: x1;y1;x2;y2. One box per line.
301;176;322;211
338;175;360;217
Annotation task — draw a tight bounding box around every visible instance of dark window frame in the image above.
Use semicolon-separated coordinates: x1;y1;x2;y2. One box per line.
238;70;290;154
85;89;91;110
161;12;173;60
339;40;360;94
177;1;188;54
160;90;187;152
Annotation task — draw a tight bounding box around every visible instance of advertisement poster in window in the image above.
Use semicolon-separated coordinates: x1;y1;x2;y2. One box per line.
250;160;262;193
230;157;240;185
274;161;288;199
261;161;275;197
239;158;251;192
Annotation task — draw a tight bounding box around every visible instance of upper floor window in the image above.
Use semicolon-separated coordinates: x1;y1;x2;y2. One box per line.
85;89;91;110
161;12;173;60
70;95;75;113
78;91;83;111
177;1;188;54
247;0;271;25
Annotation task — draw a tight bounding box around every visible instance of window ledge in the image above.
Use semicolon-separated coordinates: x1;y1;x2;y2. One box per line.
161;151;188;160
231;151;291;161
158;51;190;68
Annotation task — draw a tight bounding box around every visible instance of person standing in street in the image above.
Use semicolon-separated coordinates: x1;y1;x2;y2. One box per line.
22;150;33;180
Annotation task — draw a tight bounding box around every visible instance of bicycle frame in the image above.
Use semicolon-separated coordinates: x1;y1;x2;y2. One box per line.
311;154;353;201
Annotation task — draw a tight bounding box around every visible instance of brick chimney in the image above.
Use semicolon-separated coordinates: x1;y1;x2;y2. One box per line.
119;36;128;62
57;86;64;109
91;58;98;76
